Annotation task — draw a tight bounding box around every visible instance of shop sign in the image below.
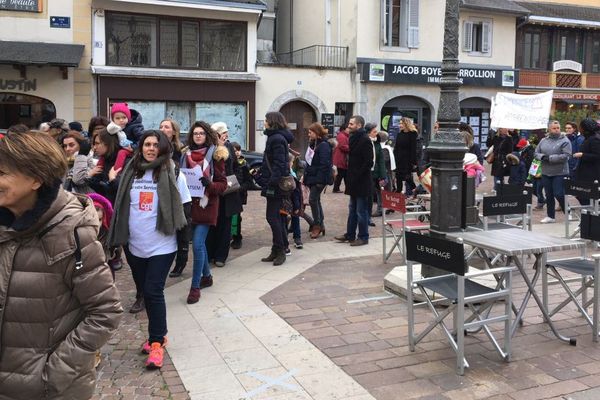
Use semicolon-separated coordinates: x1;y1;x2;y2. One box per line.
0;0;42;12
553;60;582;74
0;78;37;92
50;16;70;28
553;93;600;101
362;62;517;88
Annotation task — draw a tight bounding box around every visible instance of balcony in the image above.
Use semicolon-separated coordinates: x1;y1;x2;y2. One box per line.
519;70;600;89
273;45;349;69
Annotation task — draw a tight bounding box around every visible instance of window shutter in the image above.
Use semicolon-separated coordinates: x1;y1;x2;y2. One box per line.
408;0;419;48
382;0;388;45
463;21;473;52
482;22;491;53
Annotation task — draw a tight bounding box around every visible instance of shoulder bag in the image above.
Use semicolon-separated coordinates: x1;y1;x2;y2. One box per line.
264;154;296;193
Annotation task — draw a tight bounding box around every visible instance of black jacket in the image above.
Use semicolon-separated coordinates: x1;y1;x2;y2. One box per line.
123;108;145;144
575;134;600;183
491;134;513;177
304;139;332;186
393;130;418;176
345;128;374;197
258;128;294;198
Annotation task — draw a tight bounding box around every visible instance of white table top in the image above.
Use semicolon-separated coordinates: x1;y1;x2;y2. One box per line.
446;228;584;256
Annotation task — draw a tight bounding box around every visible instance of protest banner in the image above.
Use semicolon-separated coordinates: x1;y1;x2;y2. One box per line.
180;166;205;198
490;90;553;130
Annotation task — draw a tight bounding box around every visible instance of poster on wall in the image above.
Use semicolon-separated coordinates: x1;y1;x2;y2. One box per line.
481;119;489;128
472;126;480;135
469;116;480;126
196;102;247;149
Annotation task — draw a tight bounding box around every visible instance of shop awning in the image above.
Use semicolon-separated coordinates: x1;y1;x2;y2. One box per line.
0;41;84;67
461;0;530;16
516;1;600;28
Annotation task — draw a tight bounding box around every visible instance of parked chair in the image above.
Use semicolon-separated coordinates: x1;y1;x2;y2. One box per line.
405;231;514;375
544;211;600;342
563;178;600;239
481;186;532;231
381;190;429;263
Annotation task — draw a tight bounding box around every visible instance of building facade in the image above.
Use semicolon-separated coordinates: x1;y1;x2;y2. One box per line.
0;0;91;129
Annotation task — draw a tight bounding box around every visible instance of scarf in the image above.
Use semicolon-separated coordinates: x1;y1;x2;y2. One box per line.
185;146;215;208
108;154;187;247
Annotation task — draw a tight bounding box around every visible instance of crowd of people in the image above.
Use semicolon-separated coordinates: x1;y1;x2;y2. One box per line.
1;103;600;398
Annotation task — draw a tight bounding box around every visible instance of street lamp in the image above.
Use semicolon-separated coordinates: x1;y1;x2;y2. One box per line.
422;0;467;276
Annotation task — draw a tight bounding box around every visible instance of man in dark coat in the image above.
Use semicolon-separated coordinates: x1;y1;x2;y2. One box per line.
334;115;374;246
489;128;514;191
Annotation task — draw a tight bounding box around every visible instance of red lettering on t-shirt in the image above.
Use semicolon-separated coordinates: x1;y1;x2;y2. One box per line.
139;192;154;212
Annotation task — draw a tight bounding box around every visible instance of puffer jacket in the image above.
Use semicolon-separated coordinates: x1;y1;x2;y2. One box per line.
0;186;123;400
257;128;294;198
535;133;572;176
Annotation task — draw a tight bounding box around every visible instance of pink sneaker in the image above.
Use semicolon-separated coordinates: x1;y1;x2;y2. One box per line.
145;342;164;369
141;336;168;354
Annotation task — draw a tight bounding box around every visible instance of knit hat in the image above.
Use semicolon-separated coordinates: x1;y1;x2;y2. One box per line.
211;122;229;136
580;118;600;135
463;152;477;166
69;121;83;132
110;103;131;121
516;138;528;149
88;192;113;230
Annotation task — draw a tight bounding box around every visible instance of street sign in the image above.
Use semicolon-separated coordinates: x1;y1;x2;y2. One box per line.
50;16;71;28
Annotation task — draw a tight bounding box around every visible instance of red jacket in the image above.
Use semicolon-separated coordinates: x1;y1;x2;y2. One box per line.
186;145;228;226
332;129;349;169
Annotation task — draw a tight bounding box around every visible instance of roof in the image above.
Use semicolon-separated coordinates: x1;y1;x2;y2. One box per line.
0;41;84;67
155;0;266;10
460;0;530;16
516;1;600;25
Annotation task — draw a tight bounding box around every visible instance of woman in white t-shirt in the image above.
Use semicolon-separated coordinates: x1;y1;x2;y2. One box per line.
108;130;191;370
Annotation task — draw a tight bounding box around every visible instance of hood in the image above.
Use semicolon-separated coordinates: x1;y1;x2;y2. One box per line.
213;145;230;161
506;153;520;166
265;128;294;144
129;108;143;125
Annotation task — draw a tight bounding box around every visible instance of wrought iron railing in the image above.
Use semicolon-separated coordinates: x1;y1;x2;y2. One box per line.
274;45;349;69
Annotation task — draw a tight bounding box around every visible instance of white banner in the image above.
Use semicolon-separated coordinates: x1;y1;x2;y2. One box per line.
180;166;205;198
490;90;553;130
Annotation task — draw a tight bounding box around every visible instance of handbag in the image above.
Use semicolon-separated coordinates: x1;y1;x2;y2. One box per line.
223;174;240;195
265;153;296;193
484;145;495;164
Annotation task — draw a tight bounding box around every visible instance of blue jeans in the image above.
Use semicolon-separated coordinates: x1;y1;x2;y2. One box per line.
541;174;566;219
192;224;211;288
124;247;175;343
533;178;545;205
346;196;369;241
291;215;301;240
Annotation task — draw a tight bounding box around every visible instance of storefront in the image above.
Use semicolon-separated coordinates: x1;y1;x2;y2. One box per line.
358;60;518;146
0;41;84;129
95;75;256;150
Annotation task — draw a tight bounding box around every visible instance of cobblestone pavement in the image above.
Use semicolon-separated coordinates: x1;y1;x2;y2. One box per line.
262;245;600;400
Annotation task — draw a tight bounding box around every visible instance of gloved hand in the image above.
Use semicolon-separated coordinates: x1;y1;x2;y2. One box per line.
535;153;546;161
200;176;211;187
78;139;92;156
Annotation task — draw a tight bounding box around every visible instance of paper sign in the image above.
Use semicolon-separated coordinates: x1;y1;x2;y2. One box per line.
305;146;315;166
180;166;205;198
491;90;553;130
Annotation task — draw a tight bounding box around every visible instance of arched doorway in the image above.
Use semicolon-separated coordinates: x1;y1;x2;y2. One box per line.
380;96;432;144
0;93;56;129
460;97;491;150
280;100;317;155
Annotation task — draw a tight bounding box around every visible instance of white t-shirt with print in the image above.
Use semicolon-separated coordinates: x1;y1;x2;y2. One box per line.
128;170;191;258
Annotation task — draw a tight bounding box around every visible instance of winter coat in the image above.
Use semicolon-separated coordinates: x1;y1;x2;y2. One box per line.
0;187;122;400
507;152;527;186
567;133;585;174
575;134;600;183
332;129;349;169
520;145;535;171
123;108;145;145
304;138;333;186
88;152;131;204
372;140;387;180
257;128;294;198
535;134;572;177
345;128;374;197
185;145;229;226
490;134;514;177
469;143;484;165
234;156;253;205
393;130;418;177
220;141;243;217
65;153;95;194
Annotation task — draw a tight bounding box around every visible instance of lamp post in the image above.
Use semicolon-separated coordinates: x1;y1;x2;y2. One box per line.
422;0;467;276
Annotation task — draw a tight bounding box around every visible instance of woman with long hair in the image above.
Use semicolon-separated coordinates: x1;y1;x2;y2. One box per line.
159;118;185;164
0;131;122;399
304;122;332;238
255;112;294;265
393;117;418;196
61;131;95;194
108;130;190;369
88;128;123;204
181;121;228;303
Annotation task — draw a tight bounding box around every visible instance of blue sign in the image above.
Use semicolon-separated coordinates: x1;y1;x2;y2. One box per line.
50;16;70;28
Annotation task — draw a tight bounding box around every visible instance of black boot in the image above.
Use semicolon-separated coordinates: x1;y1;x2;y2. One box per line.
273;248;286;266
261;247;277;262
230;235;242;250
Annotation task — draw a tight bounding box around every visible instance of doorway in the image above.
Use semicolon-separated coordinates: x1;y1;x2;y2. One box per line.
380;96;432;145
280;100;317;156
0;93;56;130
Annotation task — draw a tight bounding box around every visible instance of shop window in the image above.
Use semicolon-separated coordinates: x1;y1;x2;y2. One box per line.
0;93;56;130
592;34;600;73
106;12;246;71
553;30;583;64
522;31;541;69
381;0;419;49
463;19;492;56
